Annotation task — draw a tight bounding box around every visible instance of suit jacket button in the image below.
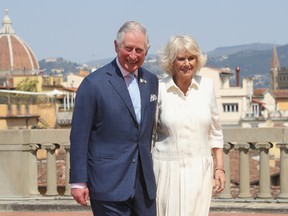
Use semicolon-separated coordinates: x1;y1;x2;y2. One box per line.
132;159;136;163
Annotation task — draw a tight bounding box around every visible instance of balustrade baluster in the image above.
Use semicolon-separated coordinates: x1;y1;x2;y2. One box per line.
255;142;273;198
43;143;60;196
29;144;41;196
63;146;71;196
235;143;252;198
276;142;288;199
218;142;233;198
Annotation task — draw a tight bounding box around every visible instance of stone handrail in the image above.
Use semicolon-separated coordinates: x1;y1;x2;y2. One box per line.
0;128;287;201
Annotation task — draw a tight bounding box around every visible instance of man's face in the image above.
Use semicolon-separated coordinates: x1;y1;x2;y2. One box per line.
114;31;147;73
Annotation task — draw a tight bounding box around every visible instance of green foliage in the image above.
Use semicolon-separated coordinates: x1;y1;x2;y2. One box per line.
12;78;38;104
15;78;38;92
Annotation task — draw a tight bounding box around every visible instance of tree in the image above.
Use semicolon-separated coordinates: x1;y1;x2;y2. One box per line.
15;78;38;92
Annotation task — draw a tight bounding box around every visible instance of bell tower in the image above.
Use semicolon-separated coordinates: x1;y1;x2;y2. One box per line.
270;45;280;91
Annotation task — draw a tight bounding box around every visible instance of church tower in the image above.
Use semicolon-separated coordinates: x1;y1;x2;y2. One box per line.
270;45;280;91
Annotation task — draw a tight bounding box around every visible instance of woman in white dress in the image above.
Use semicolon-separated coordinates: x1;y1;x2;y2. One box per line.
152;35;226;216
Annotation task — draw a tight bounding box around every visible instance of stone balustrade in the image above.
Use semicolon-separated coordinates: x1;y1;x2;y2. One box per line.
0;128;288;201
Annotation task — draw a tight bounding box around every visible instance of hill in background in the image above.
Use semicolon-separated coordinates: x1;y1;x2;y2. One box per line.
206;43;288;88
39;43;288;88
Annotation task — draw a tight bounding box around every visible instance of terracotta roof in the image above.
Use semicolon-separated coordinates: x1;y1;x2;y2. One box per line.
252;98;265;105
79;70;90;77
253;88;267;96
273;90;288;99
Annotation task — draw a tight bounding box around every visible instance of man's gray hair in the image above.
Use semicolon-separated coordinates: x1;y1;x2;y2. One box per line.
116;21;150;51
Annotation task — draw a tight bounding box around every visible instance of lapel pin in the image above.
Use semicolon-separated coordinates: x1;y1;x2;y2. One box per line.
140;78;147;83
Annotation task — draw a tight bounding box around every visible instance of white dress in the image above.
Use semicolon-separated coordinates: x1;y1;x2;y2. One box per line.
152;75;223;216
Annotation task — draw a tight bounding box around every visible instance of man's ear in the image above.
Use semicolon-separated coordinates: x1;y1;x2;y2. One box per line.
114;40;119;53
145;48;149;56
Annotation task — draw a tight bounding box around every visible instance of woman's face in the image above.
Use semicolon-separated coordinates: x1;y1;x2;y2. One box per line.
172;50;197;80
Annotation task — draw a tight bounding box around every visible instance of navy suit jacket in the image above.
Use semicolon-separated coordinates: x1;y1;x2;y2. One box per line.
70;59;158;201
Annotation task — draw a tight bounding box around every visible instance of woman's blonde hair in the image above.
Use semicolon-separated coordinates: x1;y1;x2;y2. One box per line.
158;35;207;75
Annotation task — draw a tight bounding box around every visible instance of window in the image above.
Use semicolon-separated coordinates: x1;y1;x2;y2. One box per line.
252;103;259;117
222;103;238;112
16;104;20;115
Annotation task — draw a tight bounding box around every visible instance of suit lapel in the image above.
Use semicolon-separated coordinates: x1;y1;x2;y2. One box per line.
107;60;138;124
138;68;150;127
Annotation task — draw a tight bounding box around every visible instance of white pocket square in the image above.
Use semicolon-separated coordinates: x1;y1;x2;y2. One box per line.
150;94;157;102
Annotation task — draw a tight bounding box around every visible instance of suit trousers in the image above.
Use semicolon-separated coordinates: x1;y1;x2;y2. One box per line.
90;159;156;216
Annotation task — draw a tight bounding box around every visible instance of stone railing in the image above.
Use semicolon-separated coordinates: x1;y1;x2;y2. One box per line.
0;128;288;201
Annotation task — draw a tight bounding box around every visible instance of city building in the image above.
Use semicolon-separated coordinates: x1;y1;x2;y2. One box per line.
0;9;40;87
270;45;288;90
200;66;259;127
0;9;58;129
269;45;288;127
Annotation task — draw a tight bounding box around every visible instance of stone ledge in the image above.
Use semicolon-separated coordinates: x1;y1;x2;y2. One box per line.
211;200;288;214
0;198;288;213
0;198;90;212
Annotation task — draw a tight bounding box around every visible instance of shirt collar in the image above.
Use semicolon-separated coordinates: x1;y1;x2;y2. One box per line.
116;57;138;78
165;75;200;91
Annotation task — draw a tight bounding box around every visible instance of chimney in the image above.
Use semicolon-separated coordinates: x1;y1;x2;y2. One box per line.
235;66;240;87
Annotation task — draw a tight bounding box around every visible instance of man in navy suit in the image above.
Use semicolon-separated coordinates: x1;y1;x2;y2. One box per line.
70;21;158;216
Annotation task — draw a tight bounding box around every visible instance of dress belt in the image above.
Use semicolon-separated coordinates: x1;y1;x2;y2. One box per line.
152;149;212;161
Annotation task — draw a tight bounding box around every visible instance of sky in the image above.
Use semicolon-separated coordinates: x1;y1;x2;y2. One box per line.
0;0;288;64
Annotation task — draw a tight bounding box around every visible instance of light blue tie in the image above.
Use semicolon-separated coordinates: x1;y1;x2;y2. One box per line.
127;74;141;124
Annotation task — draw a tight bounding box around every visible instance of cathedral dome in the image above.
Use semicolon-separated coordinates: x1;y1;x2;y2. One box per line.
0;9;39;75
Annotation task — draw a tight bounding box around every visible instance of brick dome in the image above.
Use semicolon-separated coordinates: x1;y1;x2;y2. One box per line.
0;9;39;76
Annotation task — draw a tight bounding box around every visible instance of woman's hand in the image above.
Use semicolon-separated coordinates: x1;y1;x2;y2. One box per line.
213;168;226;193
